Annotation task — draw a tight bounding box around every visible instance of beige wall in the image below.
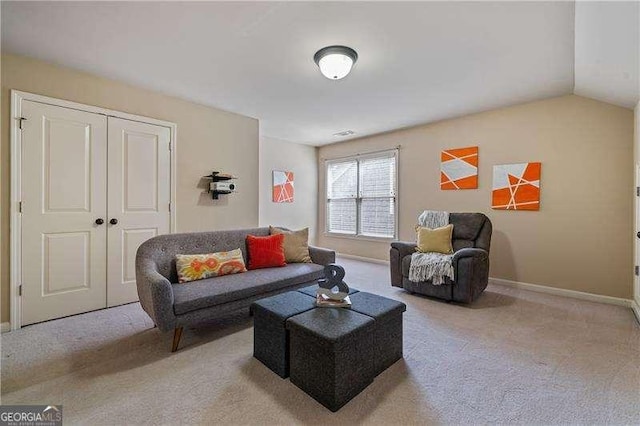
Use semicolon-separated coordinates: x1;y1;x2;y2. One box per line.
1;54;259;323
259;136;318;243
317;95;634;299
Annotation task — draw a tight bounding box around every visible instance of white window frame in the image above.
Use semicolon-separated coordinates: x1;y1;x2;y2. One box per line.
325;149;398;241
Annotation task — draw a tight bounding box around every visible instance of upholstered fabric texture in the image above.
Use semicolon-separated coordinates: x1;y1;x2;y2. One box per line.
247;233;286;270
135;228;333;332
416;224;454;254
172;263;324;315
286;308;377;412
175;249;247;283
251;291;317;378
390;213;492;303
269;226;312;263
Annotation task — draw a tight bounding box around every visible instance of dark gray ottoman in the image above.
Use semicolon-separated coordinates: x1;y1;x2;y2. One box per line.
296;284;359;298
251;291;317;378
286;308;375;412
349;291;407;376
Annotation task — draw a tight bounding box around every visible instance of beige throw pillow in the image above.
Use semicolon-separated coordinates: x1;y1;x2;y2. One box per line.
416;224;454;254
269;226;312;263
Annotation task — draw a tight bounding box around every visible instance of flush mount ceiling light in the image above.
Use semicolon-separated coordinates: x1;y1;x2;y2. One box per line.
313;45;358;80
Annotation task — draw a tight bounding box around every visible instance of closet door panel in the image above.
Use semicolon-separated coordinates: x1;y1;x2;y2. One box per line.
107;117;171;307
21;101;108;325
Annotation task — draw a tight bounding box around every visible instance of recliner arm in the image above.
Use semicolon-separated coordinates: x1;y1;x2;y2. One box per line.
453;247;488;265
390;241;417;288
390;241;417;259
451;247;490;303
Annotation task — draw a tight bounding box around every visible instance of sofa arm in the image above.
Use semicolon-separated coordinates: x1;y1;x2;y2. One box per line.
135;257;177;332
309;245;336;266
390;241;416;288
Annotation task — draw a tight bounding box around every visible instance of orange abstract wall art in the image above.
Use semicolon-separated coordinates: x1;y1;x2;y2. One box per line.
492;162;541;210
441;146;479;190
272;170;294;203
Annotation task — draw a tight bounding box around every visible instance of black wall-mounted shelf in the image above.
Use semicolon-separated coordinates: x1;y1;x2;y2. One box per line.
203;171;237;199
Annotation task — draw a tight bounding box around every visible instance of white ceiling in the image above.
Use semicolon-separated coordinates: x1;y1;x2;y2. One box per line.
574;1;639;108
1;2;636;146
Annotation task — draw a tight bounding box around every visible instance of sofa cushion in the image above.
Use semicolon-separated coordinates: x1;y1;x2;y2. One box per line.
172;263;324;315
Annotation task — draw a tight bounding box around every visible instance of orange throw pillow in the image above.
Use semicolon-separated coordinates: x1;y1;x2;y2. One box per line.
246;234;286;270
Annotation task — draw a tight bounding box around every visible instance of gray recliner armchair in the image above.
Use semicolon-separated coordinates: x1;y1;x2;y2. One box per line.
390;213;492;303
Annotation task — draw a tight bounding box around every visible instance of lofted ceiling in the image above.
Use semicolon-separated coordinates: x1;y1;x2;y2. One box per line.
1;2;637;146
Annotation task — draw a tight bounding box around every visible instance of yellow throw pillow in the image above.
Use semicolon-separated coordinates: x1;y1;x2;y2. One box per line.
416;224;454;254
176;249;247;283
269;226;312;263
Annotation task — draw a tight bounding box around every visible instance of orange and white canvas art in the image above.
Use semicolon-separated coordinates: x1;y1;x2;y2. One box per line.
441;146;479;190
492;162;541;210
272;170;294;203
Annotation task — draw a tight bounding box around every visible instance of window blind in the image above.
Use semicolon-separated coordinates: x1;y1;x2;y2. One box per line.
326;150;397;238
326;160;357;234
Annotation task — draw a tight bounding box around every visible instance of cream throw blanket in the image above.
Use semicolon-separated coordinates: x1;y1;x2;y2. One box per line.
408;211;455;285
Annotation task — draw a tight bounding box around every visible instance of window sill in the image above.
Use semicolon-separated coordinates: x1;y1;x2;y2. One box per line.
323;232;395;243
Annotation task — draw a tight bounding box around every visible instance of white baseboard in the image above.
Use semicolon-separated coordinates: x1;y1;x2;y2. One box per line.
1;322;11;333
489;277;633;308
337;253;390;265
632;300;640;324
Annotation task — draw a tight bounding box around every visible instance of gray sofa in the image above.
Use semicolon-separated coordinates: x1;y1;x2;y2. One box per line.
390;213;492;303
135;227;335;351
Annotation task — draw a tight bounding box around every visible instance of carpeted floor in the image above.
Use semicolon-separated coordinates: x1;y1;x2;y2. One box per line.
1;257;639;425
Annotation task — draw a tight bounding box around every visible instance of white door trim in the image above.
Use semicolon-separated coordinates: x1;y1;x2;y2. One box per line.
10;90;177;331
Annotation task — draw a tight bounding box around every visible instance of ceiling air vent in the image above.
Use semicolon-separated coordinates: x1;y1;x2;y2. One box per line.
333;130;355;137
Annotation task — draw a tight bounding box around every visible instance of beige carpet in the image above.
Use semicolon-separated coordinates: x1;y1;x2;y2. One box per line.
1;257;639;425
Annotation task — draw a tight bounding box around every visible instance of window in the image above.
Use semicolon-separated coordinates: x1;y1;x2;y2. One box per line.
326;150;397;239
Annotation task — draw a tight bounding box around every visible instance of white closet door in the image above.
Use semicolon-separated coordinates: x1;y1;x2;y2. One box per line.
107;117;171;307
21;101;108;325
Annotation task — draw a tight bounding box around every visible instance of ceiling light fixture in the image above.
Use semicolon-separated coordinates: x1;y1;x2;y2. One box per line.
314;45;358;80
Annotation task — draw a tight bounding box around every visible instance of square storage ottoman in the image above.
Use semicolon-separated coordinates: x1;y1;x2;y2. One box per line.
348;291;406;376
251;291;317;378
286;308;375;412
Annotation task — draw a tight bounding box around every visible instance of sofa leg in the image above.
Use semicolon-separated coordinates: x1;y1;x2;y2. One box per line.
172;327;184;352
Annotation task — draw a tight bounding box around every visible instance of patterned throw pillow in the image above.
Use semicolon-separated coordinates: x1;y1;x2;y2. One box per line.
246;233;286;270
269;226;312;263
176;249;247;283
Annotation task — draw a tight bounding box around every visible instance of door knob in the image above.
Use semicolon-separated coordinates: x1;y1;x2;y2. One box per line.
95;218;104;225
637;231;640;239
110;218;118;225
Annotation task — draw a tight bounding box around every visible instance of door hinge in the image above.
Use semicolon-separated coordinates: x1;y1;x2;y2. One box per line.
18;201;22;213
168;142;172;151
635;265;639;276
168;202;171;212
18;285;22;296
636;187;640;197
18;117;27;130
